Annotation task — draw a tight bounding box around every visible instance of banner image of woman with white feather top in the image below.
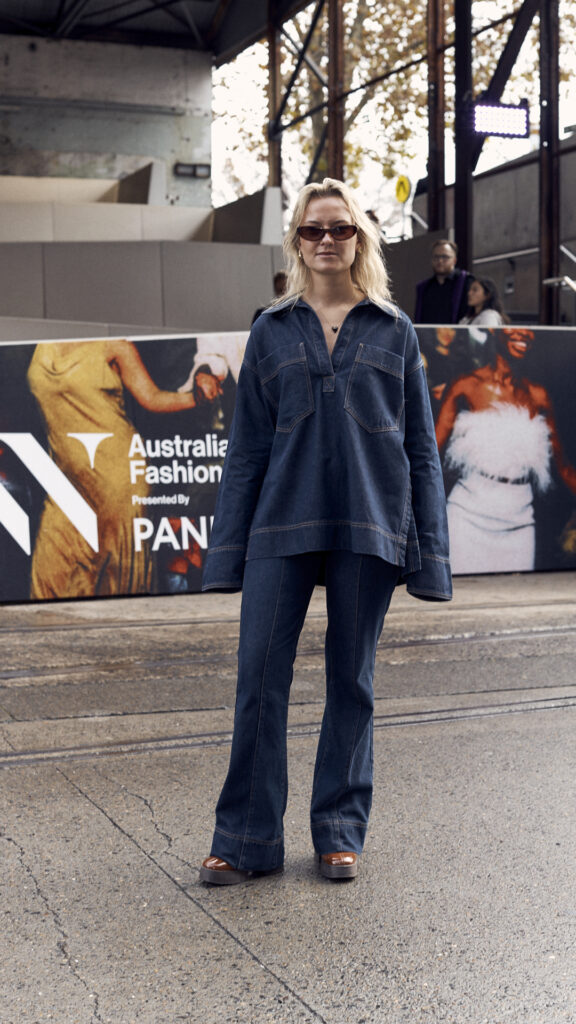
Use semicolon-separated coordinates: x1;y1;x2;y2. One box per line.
417;325;576;574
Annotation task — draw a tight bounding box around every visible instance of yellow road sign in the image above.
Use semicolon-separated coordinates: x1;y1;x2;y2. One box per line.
395;175;411;204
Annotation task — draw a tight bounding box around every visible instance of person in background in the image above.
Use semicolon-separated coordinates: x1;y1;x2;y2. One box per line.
459;276;509;327
251;270;288;325
414;239;472;324
199;176;451;887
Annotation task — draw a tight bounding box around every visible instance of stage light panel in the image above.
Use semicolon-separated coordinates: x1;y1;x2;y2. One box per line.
472;101;530;138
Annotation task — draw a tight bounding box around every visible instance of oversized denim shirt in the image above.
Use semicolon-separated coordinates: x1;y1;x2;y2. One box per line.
202;297;452;601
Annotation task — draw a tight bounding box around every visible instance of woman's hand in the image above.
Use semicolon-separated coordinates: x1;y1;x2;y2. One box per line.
195;371;223;403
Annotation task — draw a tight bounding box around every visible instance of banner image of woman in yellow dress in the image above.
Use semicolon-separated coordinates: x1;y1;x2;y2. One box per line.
0;334;243;602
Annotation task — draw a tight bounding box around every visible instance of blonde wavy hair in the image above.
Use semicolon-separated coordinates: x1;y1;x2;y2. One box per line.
281;177;394;309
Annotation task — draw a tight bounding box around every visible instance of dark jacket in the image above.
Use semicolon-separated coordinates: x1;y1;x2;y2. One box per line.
415;269;471;324
202;297;452;601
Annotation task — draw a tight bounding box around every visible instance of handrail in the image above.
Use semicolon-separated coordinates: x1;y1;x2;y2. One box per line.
543;275;576;293
560;244;576;266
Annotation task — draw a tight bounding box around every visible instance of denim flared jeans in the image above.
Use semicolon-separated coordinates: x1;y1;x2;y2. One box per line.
208;551;399;872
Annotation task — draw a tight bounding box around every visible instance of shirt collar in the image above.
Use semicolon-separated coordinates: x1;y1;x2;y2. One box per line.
263;295;397;318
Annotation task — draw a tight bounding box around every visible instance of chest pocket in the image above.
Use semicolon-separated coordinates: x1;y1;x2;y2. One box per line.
344;343;404;432
256;342;315;433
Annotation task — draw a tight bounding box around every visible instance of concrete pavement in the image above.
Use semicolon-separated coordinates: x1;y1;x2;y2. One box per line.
1;571;576;1024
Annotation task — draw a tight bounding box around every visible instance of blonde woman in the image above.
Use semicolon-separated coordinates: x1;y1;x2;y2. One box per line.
200;178;451;885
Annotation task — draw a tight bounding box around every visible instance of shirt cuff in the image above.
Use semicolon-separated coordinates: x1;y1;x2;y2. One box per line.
201;545;246;592
402;554;453;602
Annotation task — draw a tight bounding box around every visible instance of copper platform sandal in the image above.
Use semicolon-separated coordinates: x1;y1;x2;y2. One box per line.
199;856;282;885
318;852;359;879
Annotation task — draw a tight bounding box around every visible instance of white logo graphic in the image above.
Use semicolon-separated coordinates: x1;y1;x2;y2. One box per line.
67;432;113;469
0;433;102;555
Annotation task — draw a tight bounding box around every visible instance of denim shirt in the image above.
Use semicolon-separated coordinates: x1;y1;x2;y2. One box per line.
202;297;452;601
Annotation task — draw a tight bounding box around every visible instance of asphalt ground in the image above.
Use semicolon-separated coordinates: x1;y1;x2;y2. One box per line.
1;570;576;1024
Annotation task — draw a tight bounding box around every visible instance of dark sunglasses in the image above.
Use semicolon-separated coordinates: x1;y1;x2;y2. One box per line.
296;224;358;242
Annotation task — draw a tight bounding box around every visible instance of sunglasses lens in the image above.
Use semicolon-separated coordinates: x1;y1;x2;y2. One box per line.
297;225;357;241
331;225;357;239
298;227;323;241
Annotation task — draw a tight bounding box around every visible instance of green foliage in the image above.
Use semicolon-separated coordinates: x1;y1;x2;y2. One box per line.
213;0;576;208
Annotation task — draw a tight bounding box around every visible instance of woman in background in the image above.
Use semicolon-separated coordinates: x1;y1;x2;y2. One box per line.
459;276;508;327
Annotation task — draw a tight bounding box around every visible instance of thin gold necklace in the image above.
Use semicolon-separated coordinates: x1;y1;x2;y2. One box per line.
317;308;344;334
307;292;361;335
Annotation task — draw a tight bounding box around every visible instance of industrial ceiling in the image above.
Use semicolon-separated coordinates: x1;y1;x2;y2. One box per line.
0;0;312;64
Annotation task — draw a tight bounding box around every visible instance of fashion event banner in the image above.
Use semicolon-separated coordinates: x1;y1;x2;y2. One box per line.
0;333;246;602
0;326;575;602
416;324;576;576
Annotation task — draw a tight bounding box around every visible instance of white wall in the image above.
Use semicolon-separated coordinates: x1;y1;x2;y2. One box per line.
0;34;212;206
0;201;214;243
0;240;285;334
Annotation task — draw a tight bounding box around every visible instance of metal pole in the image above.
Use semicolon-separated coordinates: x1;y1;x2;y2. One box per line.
327;0;344;181
454;0;473;273
267;0;282;188
271;0;326;133
539;0;560;324
427;0;446;230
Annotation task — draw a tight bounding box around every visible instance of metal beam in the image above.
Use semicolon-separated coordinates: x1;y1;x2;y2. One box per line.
55;0;92;37
268;0;282;187
327;0;344;180
426;0;445;230
75;0;200;35
206;0;234;46
539;0;560;324
0;11;50;34
270;0;325;137
454;0;473;274
164;2;205;46
306;123;328;183
281;24;327;87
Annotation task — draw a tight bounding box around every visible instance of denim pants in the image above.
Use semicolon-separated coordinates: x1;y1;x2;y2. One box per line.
209;551;399;871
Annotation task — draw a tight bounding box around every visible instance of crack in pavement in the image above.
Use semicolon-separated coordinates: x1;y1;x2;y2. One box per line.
56;766;330;1024
0;722;18;749
92;767;183;868
1;830;104;1024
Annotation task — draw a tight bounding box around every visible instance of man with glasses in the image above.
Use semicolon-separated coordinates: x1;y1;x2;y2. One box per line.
414;239;472;324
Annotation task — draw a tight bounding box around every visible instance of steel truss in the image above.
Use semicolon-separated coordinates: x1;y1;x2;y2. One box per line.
267;0;561;323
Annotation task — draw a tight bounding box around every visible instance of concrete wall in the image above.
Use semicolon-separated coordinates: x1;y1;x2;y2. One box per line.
212;188;284;245
0;34;212;207
0;202;214;243
0;184;286;335
0;175;118;202
0;318;180;343
0;181;286;245
471;146;576;323
0;240;285;334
